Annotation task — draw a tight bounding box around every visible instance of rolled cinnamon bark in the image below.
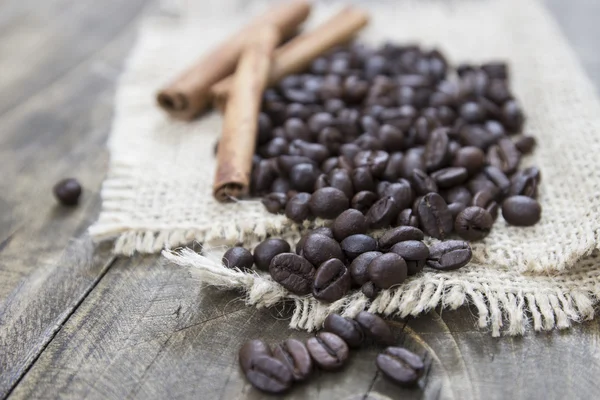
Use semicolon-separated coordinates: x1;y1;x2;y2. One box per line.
213;26;280;202
157;0;310;120
211;6;370;110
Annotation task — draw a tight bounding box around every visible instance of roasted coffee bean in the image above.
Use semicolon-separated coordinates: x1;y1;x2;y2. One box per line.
325;98;345;114
289;163;321;192
239;339;272;373
289;139;330;164
254;239;291;271
352;167;376;193
257;113;273;145
431;167;468;189
349;251;382;286
455;206;493;240
378;124;404;152
361;281;380;299
296;227;333;255
366;196;401;229
308;112;336;134
223;246;254;271
272;339;313;381
400;147;426;179
341;234;378;260
368;253;408;289
448;202;466;219
514;135;536;154
382;180;414;210
396;208;419;227
271;178;291;194
339;143;362;162
285;192;313;223
251;160;279;195
483;166;510;198
355;311;395;345
354;150;390;178
311;57;329;75
412;115;439;145
468;173;500;199
284;118;312;141
286;103;312;120
269;253;315;295
427;240;472;271
472;189;500;220
323;314;364;348
417;193;453;239
351;191;379;214
328;168;354;199
482;61;508;79
502;195;542;226
509;171;538;198
379;226;425;250
486;79;512;104
309;187;349;219
332;209;368;241
442;186;472;205
522;166;541;183
390;240;429;261
502;100;525;133
321;156;354;174
376;347;424;387
306;332;349;371
260;137;288;158
303;233;345;267
313;259;352;302
272;127;287;139
361;115;381;135
410;169;438;195
460;101;485;123
244;354;293;394
53;178;82;206
487;138;521;175
277;155;315;176
382;152;404;181
376;181;391;198
424;127;450;171
318;127;344;154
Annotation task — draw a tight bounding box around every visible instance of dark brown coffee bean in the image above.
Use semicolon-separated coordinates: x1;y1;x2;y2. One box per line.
483;166;510;198
352;167;376;193
486;79;512;104
501;195;542;226
427;240;472;271
431;167;468;189
509;171;538;198
459;101;485;123
378;124;404;152
502;100;525;133
269;253;315;295
254;239;291;271
442;186;472;205
351;191;378;214
382;152;404;181
272;339;313;381
486;138;521;175
339;143;362;163
417;192;453;239
400;147;425;178
396;208;419;227
382;180;414;210
260;137;288;158
368;253;407;290
309;187;349;219
329;168;354;199
244;354;293;394
522;166;541;183
448;202;466;219
251;160;279;195
289;139;330;164
285;192;313;223
318;127;344;154
332;209;368;241
424;127;450;171
306;332;349;371
376;347;424;388
455;206;493;240
361;115;381;135
289;163;320;192
366;196;401;229
341;234;378;260
355;311;395;345
482;61;508;79
458;125;495;150
361;281;380;299
313;259;352;302
349;251;382;286
284;118;312;141
286;103;312;120
257;113;273;145
472;189;500;220
323;314;364;348
379;226;425;251
354;150;390;178
514;135;536;154
390;240;429;261
277;155;316;176
308;112;336;134
303;233;344;267
53;178;82;206
271;178;291;194
468;173;500;199
295;227;333;255
223;247;254;271
410;169;438;195
239;339;272;373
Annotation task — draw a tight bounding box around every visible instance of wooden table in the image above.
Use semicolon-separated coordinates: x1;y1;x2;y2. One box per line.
2;0;600;398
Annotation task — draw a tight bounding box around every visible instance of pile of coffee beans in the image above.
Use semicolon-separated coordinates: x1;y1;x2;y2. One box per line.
223;221;472;301
239;311;425;394
245;42;542;237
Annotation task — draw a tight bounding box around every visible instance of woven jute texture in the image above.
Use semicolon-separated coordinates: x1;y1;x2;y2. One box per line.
91;0;600;335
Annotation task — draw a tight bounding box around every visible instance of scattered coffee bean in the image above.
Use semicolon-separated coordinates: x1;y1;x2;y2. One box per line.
452;146;485;175
390;240;429;261
509;170;538;198
253;239;291;271
269;253;315;295
303;233;345;267
454;206;493;240
239;339;272;373
410;169;438;195
427;240;472;271
396;208;419;227
332;209;368;241
378;226;425;250
376;347;424;387
424;127;450;171
349;251;383;286
53;178;82;206
285;192;313;223
223;247;254;271
501;195;542;226
244;355;293;394
340;234;378;260
272;339;313;381
262;192;288;214
306;332;349;371
514;135;536;154
417;193;453;239
323;314;364;348
289;163;321;192
368;253;408;289
355;311;395;345
351;190;379;213
361;281;380;299
309;187;349;219
366;196;400;229
430;167;468;188
313;259;352;302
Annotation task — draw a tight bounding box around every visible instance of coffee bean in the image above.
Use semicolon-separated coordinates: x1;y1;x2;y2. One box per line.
284;118;312;141
272;339;313;381
313;259;352;302
306;332;349;371
257;113;273;145
366;196;401;229
303;233;345;267
328;168;354;199
354;150;390;178
285;192;313;223
351;191;379;214
430;167;468;189
417;193;453;239
486;138;521;175
355;311;394;345
339;143;362;162
400;148;426;179
455;206;493;240
332;209;368;241
442;186;472;205
378;124;404;152
501;195;541;226
309;187;349;219
424;127;450;171
448;202;466;219
308;112;336;134
368;253;408;289
460;101;485;123
379;226;425;250
514;135;536;154
410;169;438;195
254;239;291;271
239;339;272;373
244;354;293;394
349;251;383;286
289;163;321;192
318;127;344;154
286;103;312;120
522;166;541;183
472;189;500;220
361;281;380;299
351;167;376;193
382;152;404;181
296;227;333;255
509;171;538;198
289;139;330;164
390;240;429;261
483;166;510;198
340;234;378;260
53;178;82;206
269;253;315;295
271;178;291;194
223;247;254;271
260;137;288;158
427;240;472;271
396;208;419;228
381;179;414;209
376;347;424;387
361;115;381;135
277;155;316;176
468;173;500;199
323;314;364;348
502;100;525;133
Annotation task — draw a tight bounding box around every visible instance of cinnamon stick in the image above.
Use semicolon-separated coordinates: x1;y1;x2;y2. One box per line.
213;26;280;202
211;6;370;110
157;0;310;120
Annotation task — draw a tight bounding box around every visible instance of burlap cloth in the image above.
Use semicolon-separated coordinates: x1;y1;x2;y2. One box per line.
90;0;600;336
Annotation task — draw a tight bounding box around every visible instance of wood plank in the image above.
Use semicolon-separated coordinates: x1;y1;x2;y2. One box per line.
0;0;151;396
